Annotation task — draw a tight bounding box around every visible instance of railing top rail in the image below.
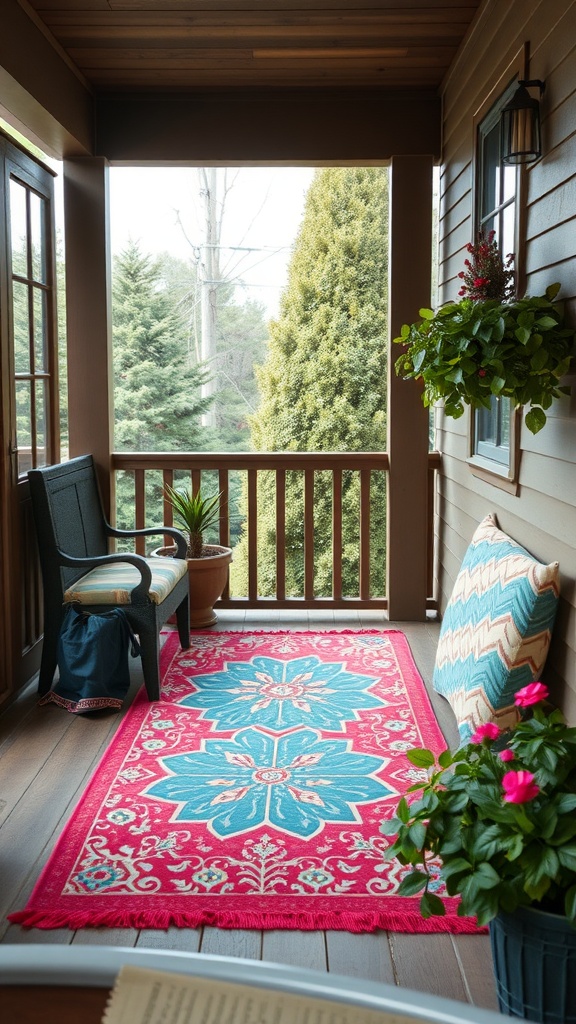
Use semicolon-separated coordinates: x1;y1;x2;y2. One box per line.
113;452;392;471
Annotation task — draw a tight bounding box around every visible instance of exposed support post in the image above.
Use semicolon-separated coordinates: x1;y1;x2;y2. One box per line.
63;157;114;516
387;154;433;621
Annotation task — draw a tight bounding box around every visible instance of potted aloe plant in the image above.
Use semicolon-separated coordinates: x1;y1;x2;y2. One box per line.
381;682;576;1022
156;483;232;628
394;232;574;434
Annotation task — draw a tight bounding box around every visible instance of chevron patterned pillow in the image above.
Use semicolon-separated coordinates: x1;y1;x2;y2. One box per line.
433;513;560;742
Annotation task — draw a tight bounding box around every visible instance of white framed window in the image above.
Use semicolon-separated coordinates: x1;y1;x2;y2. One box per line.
469;78;522;490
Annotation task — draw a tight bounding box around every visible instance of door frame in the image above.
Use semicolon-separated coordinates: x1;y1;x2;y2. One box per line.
0;131;59;702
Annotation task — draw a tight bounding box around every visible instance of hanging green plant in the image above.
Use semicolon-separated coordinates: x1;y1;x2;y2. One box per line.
393;232;574;434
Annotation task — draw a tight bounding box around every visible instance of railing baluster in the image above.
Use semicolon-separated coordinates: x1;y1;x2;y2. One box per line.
218;468;230;548
304;469;315;600
332;469;343;601
247;468;258;601
219;468;230;599
276;469;286;602
359;469;371;601
162;469;174;547
134;469;146;555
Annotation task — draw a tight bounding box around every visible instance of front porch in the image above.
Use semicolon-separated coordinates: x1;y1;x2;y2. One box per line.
0;609;498;1014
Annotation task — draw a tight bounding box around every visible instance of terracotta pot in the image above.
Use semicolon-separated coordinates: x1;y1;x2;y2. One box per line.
152;544;232;628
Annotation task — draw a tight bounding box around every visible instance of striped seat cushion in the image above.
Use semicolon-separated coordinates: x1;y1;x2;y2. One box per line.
433;514;559;742
64;557;188;607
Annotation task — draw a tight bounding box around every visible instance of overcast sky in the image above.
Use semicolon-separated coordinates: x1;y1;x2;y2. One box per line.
109;167;316;318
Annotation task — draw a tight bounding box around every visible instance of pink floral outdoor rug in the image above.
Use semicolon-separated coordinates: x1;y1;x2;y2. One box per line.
10;630;481;933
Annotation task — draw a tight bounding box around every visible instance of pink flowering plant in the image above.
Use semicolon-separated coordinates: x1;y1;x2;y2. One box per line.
457;230;515;301
381;683;576;926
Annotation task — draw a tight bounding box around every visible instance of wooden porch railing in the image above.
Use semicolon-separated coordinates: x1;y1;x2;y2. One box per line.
113;452;440;611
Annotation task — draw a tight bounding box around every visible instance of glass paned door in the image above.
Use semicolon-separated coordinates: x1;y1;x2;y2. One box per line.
10;174;54;476
0;134;58;699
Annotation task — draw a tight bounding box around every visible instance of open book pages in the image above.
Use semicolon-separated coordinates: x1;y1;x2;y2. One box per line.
101;964;428;1024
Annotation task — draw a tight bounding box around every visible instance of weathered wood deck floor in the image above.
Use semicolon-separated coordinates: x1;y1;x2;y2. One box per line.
0;611;498;1013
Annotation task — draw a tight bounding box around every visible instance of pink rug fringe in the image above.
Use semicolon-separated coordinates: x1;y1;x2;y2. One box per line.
8;907;484;934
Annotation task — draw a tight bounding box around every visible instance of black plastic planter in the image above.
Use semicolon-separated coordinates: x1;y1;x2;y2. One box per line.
490;905;576;1022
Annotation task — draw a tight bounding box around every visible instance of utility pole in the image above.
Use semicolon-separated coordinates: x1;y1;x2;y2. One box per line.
199;167;219;428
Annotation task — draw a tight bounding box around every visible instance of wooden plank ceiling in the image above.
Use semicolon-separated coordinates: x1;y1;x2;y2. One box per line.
22;0;482;92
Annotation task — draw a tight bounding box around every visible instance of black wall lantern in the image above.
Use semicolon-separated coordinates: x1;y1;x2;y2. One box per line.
501;79;545;164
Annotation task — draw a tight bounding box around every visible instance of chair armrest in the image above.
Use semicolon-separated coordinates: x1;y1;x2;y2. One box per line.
56;550;153;603
106;525;188;559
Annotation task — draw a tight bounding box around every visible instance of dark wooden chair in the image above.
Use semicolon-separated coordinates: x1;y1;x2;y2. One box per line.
28;454;190;702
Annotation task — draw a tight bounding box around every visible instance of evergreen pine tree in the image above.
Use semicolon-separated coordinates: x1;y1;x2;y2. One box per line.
232;168;389;598
112;240;213;533
113;240;212;452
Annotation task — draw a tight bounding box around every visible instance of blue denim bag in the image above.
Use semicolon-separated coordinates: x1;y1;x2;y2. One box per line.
40;605;140;714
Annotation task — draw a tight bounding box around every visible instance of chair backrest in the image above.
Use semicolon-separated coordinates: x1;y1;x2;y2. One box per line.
28;455;110;598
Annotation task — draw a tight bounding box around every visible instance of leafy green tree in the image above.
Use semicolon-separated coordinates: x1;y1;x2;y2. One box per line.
232;168;389;598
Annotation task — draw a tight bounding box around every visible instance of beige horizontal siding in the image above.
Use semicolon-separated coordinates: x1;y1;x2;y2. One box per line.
436;0;576;718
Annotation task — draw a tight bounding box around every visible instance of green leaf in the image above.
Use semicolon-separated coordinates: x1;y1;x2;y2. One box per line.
408;822;427;850
397;870;429;897
530;348;549;372
419;308;435;320
412;348;426;373
506;833;525;861
380;818;400;836
396;797;410;824
525;407;547;433
438;749;454;769
420;892;446;918
472;890;501;926
470;825;505;860
490;376;505;395
474;862;501;890
492;317;505;342
556;794;576;814
557;845;576;871
407;749;435;769
545;282;561;301
537;316;558;329
565;885;576;923
440;857;472;880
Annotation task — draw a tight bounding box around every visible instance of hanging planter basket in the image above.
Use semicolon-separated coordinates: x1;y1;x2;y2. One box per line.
394;283;574;434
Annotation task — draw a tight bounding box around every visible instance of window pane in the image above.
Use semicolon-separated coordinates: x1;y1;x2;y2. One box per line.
33;286;47;371
502;201;516;262
477;402;496;444
30;191;47;283
10;178;27;278
15;380;33;477
481;124;500;218
12;280;30;372
502;163;516;204
480;213;496;239
499;400;510;447
36;380;48;468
